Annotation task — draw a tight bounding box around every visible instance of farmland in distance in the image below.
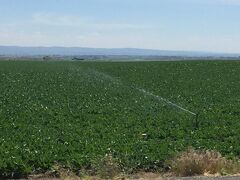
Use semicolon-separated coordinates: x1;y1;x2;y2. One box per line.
0;60;240;176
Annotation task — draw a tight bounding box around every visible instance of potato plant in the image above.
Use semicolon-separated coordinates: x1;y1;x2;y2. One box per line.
0;60;240;177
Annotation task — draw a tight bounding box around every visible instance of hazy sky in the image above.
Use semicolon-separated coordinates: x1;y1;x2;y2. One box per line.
0;0;240;53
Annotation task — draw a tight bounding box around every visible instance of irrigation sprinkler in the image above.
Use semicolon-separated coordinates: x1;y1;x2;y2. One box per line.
136;88;201;130
194;113;200;130
90;68;200;127
136;88;197;115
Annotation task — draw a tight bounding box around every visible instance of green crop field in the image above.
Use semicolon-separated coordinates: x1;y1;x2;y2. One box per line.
0;60;240;177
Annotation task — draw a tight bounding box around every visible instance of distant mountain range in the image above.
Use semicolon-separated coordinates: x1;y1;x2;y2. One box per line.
0;46;239;57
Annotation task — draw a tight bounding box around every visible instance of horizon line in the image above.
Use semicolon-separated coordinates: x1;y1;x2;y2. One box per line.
0;45;239;55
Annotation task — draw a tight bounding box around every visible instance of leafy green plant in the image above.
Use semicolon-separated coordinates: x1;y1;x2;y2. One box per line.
0;60;240;177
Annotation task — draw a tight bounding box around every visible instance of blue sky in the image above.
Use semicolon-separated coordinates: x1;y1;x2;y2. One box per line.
0;0;240;53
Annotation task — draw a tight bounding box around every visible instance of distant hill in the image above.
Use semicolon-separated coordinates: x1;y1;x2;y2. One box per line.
0;46;239;57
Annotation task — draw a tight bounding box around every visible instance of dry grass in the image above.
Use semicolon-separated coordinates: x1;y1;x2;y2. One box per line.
28;155;122;179
28;164;80;180
169;147;240;177
28;149;240;179
90;154;123;179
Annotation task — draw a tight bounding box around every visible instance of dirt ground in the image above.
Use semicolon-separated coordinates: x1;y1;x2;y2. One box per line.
27;172;240;180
